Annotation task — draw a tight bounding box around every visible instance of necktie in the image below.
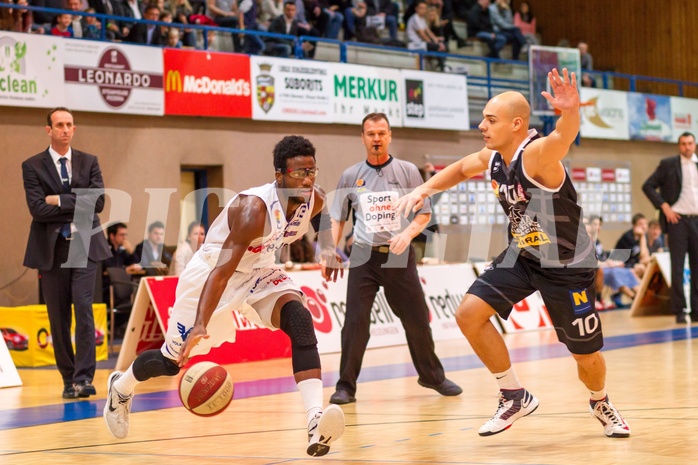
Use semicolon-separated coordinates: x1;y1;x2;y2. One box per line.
59;158;71;238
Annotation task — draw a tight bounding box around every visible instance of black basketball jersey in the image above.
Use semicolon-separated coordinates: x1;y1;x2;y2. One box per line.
489;130;595;267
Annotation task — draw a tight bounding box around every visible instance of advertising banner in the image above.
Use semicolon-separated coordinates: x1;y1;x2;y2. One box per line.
0;32;64;109
63;40;163;115
670;96;698;141
165;49;252;118
628;92;672;142
400;70;469;130
580;88;630;140
332;62;403;126
0;304;107;367
250;56;332;123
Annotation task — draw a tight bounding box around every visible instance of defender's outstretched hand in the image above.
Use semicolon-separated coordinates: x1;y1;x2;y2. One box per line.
394;191;426;219
541;68;579;112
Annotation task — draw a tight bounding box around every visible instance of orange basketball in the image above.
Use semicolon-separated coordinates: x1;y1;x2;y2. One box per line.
179;361;234;416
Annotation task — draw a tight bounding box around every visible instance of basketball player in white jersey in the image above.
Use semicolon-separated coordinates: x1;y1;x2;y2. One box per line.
396;69;630;438
104;136;346;457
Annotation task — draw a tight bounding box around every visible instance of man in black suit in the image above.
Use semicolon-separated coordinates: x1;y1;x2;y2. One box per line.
22;107;111;399
134;220;172;275
643;131;698;324
126;4;164;45
267;0;318;57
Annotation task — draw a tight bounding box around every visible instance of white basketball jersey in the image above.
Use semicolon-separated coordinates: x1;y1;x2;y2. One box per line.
201;182;315;272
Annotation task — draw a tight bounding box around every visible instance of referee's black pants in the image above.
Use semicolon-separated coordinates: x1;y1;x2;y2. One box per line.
335;245;446;396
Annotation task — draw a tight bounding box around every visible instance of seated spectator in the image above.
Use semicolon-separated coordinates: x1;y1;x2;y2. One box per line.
512;0;537;46
127;4;165;44
166;24;183;46
328;0;361;40
135;220;172;275
488;0;524;60
51;13;74;36
586;215;639;309
102;222;141;301
364;0;397;41
170;221;205;275
0;0;34;33
159;10;174;41
581;73;597;88
81;7;102;37
170;0;198;47
31;0;64;30
65;0;84;38
431;0;467;48
206;0;242;52
88;0;127;40
614;213;650;279
266;0;317;57
647;219;665;254
407;1;446;68
259;0;283;29
239;0;266;54
578;40;593;70
317;0;343;39
466;0;505;59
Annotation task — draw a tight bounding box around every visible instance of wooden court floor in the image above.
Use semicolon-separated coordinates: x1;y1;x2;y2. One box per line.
0;310;696;465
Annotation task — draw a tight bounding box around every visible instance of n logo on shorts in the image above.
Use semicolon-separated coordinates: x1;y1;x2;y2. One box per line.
569;290;592;315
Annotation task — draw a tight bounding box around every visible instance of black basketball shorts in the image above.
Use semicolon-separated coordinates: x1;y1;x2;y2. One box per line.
467;251;603;355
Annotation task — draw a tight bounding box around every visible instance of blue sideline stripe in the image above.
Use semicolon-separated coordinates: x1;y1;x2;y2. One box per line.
0;326;695;431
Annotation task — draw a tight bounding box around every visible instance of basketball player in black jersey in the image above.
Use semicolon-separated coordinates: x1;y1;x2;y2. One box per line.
396;68;630;438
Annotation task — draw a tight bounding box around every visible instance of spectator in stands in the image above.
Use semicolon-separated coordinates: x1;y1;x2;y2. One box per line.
365;0;397;41
578;40;593;70
127;4;165;44
585;216;640;309
135;220;172;275
646;219;665;254
239;0;266;53
0;0;34;33
407;1;445;69
51;12;74;36
266;0;313;57
170;0;197;46
512;0;537;46
88;0;123;39
81;7;101;37
581;73;597;88
159;10;174;41
466;0;505;59
170;222;205;275
487;0;524;60
430;0;467;49
334;0;364;40
65;0;84;37
31;0;64;30
166;24;183;45
102;222;141;302
614;213;650;279
206;0;242;52
316;0;342;39
259;0;283;29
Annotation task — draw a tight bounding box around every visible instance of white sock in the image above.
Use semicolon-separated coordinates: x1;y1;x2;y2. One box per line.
589;388;607;402
492;367;523;391
113;365;139;396
298;378;323;425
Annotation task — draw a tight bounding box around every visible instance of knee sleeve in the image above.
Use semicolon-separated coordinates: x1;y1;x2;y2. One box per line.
132;349;181;382
279;300;320;373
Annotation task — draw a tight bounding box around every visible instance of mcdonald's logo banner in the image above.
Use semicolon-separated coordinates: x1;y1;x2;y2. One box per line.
164;48;252;118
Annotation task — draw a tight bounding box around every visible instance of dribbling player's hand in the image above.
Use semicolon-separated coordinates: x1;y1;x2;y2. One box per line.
541;68;579;112
319;249;344;282
394;191;426;219
177;324;209;367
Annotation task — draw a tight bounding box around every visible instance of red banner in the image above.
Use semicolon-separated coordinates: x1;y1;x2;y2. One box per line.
163;49;252;118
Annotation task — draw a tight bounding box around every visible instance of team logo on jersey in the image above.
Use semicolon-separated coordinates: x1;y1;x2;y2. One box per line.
357;179;365;187
513;231;551;248
492;161;502;173
177;322;192;342
569;289;592;315
491;180;500;197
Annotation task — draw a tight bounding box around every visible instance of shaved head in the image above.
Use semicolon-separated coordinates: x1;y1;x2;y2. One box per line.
487;91;530;124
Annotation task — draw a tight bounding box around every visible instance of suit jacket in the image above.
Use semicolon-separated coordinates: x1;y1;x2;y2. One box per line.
642;155;689;233
267;14;298;44
127;22;165;45
22;149;111;270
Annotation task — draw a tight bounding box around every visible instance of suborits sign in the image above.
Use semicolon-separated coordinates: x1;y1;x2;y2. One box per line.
164;48;252;118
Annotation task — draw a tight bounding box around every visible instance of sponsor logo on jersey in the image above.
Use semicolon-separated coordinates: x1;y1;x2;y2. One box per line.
513;231;551;248
569;289;592;315
357;179;365;187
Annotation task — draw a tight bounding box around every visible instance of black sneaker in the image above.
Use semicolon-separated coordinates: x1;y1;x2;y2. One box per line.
62;383;79;399
76;381;97;397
